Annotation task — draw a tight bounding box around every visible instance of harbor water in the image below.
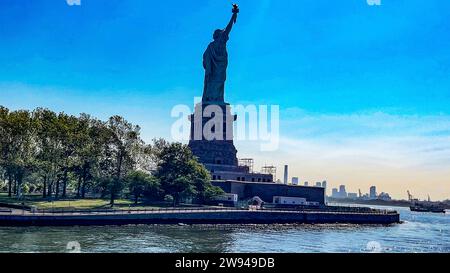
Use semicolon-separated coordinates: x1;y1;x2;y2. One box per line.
0;205;448;253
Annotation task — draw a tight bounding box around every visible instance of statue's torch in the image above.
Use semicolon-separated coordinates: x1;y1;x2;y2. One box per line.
232;4;239;23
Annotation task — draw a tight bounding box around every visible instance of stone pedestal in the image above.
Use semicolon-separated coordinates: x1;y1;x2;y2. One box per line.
188;102;274;183
188;102;238;166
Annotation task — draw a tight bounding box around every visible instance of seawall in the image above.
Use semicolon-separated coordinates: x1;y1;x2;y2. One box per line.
0;209;400;226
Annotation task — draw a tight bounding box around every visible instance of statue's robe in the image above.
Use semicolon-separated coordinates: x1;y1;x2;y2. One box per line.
202;30;229;103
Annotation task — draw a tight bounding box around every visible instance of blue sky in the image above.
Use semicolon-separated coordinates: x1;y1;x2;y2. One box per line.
1;0;450;199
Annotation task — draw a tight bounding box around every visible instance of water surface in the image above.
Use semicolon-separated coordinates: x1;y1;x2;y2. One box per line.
0;205;448;253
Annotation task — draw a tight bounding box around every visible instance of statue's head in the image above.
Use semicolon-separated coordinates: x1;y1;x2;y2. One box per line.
213;29;222;40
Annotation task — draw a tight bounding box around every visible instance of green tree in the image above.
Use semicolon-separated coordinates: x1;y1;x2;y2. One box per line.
1;106;222;205
126;170;160;204
152;139;223;206
5;110;36;199
98;116;143;205
73;115;110;198
55;113;80;198
33;108;60;198
0;106;13;196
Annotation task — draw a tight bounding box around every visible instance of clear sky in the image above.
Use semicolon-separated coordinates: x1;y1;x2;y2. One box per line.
1;0;449;200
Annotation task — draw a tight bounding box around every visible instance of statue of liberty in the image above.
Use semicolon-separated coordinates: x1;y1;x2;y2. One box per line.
202;4;239;103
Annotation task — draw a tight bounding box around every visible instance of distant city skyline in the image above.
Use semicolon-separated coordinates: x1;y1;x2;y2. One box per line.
1;1;449;200
329;184;393;201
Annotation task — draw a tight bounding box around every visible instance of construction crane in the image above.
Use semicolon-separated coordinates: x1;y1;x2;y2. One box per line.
407;190;416;201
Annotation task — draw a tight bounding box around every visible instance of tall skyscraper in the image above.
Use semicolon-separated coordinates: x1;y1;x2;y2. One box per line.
370;186;377;199
283;165;288;185
339;185;347;198
331;188;339;198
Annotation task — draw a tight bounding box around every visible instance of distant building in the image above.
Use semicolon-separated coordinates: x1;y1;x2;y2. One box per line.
291;177;299;185
370;186;377;199
322;181;327;196
283;165;288;185
273;196;320;207
339;185;347;198
361;193;370;200
347;193;358;199
315;182;322;187
378;192;392;201
212;193;238;206
331;188;339;198
304;181;309;186
212;180;325;204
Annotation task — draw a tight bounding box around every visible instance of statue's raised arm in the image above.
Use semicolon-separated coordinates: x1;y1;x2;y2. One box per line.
202;4;240;103
224;4;239;36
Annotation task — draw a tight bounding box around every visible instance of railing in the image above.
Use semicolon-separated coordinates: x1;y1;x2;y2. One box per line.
265;205;396;214
34;206;249;215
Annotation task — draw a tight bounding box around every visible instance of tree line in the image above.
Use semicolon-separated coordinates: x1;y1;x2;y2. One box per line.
0;106;223;205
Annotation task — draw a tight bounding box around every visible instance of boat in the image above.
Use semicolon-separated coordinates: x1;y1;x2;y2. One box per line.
409;204;446;213
407;191;446;213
